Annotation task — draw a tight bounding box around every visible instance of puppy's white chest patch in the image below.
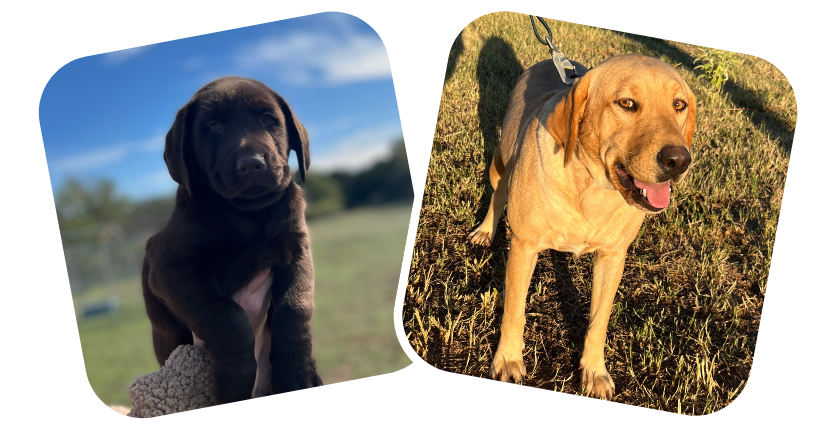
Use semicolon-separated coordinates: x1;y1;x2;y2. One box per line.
193;269;273;397
232;269;273;397
232;268;273;326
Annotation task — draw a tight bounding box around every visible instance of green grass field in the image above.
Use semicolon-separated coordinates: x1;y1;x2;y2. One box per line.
73;204;412;407
402;12;794;414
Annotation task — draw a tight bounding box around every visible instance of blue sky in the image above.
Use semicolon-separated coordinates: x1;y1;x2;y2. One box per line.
39;12;404;200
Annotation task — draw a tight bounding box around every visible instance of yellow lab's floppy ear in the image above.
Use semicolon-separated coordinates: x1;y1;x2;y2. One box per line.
683;84;697;147
164;101;195;197
546;72;591;167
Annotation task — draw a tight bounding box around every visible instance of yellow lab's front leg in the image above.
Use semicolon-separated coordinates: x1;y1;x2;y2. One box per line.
468;152;509;246
490;234;539;382
580;249;627;399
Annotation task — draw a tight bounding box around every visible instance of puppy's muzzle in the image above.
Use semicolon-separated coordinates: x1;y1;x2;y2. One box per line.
217;148;285;205
237;153;268;176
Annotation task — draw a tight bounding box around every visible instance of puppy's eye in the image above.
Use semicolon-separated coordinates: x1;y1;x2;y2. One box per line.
674;99;687;111
618;99;635;109
262;114;278;127
207;121;225;133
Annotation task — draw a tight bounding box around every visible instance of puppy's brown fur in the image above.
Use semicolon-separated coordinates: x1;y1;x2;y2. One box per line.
143;77;321;405
469;54;696;399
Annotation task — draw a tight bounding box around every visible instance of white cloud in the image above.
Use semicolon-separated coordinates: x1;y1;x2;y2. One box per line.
304;116;357;141
236;28;391;85
51;144;130;172
100;46;151;67
121;169;178;199
310;123;403;173
51;134;165;174
139;169;174;187
137;134;166;152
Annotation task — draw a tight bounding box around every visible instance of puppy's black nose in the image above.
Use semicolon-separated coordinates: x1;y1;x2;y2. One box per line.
657;145;691;176
236;154;266;174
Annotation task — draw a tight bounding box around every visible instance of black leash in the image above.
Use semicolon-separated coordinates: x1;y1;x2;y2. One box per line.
529;16;578;85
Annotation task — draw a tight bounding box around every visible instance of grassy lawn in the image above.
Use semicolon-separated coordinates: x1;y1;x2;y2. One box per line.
402;12;794;414
72;278;159;408
308;205;413;384
73;204;412;407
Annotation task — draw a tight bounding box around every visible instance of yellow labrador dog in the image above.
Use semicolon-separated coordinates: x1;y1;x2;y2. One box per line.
469;54;696;399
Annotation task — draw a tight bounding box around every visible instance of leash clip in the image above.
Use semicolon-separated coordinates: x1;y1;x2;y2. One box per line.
530;15;576;86
547;40;575;86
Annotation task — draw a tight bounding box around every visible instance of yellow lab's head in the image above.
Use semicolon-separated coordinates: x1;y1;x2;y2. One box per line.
547;54;696;212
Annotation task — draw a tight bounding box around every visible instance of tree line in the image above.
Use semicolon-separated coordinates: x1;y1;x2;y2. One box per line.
55;140;413;243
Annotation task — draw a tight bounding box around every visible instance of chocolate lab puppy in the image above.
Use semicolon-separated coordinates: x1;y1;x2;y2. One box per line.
142;77;321;405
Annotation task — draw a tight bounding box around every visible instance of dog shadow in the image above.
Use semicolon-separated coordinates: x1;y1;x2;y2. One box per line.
475;37;524;203
445;31;464;83
472;37;587;383
468;36;520;269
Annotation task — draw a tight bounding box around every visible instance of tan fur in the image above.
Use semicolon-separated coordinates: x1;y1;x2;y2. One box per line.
468;54;696;399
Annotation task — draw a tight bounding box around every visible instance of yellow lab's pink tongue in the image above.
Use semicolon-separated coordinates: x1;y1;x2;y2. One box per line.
634;179;671;208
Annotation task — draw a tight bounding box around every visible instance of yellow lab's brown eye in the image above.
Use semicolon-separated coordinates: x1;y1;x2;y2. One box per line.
618;99;635;109
674;100;687;110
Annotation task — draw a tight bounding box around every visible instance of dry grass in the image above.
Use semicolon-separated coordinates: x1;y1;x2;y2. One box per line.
402;12;794;414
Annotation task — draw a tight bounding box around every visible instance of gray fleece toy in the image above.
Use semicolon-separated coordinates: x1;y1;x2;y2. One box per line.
127;345;216;417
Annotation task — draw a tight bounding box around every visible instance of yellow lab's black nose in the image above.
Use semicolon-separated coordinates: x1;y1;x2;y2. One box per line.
657;145;691;177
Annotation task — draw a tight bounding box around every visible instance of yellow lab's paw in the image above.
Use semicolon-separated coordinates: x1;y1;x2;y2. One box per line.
468;226;494;246
489;353;526;382
580;362;615;400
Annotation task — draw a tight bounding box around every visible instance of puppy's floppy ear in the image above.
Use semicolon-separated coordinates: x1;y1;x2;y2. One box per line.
274;94;310;183
547;71;591;167
164;101;195;197
683;84;697;147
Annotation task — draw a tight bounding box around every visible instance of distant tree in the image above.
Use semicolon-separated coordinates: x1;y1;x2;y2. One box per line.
123;195;176;237
331;141;413;208
55;178;131;233
55;177;177;241
301;173;345;218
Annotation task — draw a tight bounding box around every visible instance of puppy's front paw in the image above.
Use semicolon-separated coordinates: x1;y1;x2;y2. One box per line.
489;351;526;383
214;356;258;404
580;359;615;400
272;362;322;394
